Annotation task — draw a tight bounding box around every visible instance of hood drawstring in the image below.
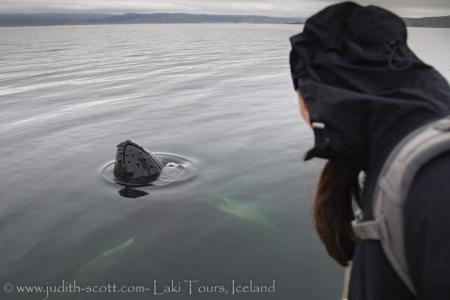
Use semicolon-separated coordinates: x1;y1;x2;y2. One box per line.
388;40;412;71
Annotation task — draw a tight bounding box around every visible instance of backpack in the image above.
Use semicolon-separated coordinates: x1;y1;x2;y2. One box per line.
351;115;450;295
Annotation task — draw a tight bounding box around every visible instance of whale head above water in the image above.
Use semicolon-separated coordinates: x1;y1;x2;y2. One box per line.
113;139;164;185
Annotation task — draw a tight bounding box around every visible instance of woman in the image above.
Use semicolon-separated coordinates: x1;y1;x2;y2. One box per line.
289;2;450;299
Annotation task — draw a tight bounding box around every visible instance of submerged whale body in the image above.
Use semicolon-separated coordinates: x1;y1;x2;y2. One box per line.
113;139;164;185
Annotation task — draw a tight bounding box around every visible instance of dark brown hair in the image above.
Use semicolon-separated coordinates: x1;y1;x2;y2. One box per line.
314;160;361;266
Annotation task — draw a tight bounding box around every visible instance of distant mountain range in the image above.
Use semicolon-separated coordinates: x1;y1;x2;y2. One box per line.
0;13;449;28
0;13;305;26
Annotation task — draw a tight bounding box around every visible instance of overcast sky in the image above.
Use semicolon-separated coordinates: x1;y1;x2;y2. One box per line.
0;0;449;17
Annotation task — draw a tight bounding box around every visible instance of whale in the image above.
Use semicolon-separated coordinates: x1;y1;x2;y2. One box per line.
113;139;164;185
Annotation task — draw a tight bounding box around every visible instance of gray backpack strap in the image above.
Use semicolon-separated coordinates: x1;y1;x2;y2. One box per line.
352;115;450;295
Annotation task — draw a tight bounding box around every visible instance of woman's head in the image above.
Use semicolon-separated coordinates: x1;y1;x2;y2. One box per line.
290;2;449;168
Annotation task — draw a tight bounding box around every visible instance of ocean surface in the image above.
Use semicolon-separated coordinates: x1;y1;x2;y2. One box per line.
0;24;449;300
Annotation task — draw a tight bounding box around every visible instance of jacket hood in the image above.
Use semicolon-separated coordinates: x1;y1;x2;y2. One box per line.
289;1;450;171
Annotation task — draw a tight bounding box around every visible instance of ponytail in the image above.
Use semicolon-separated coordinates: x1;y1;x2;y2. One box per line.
313;160;361;266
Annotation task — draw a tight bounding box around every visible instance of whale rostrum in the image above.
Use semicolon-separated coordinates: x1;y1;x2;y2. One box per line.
113;139;164;185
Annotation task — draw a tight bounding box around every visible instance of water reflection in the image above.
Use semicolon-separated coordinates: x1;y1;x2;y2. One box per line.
118;186;149;198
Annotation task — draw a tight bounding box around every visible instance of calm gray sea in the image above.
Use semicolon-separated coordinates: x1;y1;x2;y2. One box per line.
0;24;449;300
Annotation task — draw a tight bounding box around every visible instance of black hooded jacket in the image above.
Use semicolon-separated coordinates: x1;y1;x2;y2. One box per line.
289;2;450;299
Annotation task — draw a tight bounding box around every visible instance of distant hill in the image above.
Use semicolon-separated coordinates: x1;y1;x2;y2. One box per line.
403;15;450;28
0;13;449;27
0;13;112;26
0;13;305;26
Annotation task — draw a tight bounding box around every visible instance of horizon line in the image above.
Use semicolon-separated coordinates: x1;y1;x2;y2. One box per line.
1;11;449;19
